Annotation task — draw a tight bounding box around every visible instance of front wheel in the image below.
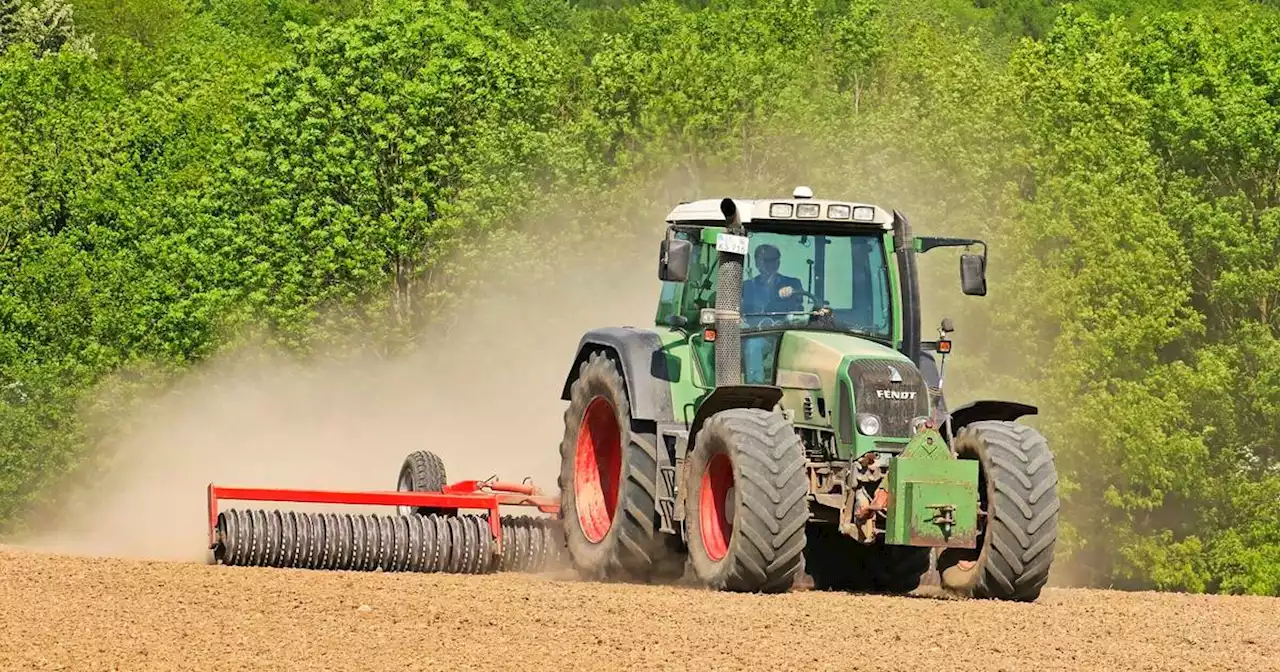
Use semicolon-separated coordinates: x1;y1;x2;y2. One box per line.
938;420;1060;601
685;408;808;593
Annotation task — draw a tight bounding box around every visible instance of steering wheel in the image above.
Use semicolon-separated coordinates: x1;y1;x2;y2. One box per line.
808;306;838;329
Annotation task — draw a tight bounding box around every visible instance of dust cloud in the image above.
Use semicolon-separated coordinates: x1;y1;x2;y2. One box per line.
15;211;669;563
11;161;1040;568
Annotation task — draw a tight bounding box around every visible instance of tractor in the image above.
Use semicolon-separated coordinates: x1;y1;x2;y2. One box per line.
555;187;1060;600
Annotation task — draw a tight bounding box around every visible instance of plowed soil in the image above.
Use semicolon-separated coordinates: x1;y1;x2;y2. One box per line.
1;548;1277;672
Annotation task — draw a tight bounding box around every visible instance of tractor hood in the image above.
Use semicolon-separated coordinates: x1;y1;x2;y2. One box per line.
775;330;910;395
773;330;931;449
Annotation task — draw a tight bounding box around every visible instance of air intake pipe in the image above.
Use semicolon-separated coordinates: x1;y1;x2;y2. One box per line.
716;198;746;386
892;210;921;367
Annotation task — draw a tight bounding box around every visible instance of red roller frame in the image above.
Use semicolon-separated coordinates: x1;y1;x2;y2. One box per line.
207;480;560;548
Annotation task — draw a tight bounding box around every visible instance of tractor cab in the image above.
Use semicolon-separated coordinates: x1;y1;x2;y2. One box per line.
655;188;986;391
656;195;897;341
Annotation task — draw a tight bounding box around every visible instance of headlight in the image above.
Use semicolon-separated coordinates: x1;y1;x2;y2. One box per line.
857;413;881;436
910;416;930;435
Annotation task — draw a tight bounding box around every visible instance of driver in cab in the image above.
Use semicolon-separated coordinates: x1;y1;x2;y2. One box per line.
743;244;805;314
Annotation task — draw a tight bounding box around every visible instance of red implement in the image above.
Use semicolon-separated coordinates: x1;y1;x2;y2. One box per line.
206;480;560;549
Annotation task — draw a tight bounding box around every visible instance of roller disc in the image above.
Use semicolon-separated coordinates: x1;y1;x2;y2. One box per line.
496;517;514;572
280;512;298;568
249;510;268;566
476;516;495;574
318;512;334;570
264;510;283;567
405;515;425;572
299;512;314;569
332;513;349;570
319;514;336;570
341;513;358;571
292;512;311;568
425;514;444;572
542;518;566;571
432;515;452;573
313;513;327;570
528;517;545;572
393;516;411;572
223;510;240;565
240;510;257;566
447;516;467;574
214;512;234;565
363;514;381;571
350;515;368;571
468;515;486;574
338;514;356;571
514;517;533;572
481;516;501;573
463;516;479;574
240;510;256;566
377;514;393;571
306;513;323;570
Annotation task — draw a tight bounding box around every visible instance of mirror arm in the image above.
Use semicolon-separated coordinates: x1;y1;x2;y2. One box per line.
917;236;988;258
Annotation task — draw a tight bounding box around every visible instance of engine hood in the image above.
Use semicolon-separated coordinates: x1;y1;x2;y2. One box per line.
773;330;910;399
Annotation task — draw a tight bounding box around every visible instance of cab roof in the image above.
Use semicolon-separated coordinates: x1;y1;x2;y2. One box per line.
663;187;894;230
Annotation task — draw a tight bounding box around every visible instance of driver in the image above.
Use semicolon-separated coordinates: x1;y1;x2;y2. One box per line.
743;244;805;314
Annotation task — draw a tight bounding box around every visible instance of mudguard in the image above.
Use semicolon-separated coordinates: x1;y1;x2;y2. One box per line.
560;327;675;424
946;400;1038;432
687;384;784;450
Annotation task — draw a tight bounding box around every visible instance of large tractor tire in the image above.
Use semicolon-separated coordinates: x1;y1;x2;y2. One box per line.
938;420;1060;601
802;524;931;594
559;351;680;582
685;408;808;593
396;450;455;517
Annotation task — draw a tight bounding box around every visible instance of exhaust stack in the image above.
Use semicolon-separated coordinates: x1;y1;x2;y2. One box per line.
715;198;746;386
892;210;921;366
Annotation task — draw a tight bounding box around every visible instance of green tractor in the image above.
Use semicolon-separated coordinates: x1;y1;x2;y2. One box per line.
556;188;1060;601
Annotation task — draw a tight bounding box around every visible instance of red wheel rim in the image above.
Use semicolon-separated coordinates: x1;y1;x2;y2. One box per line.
699;453;734;562
574;396;621;544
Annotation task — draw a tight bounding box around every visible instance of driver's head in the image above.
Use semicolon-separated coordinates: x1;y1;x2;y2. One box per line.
754;244;781;276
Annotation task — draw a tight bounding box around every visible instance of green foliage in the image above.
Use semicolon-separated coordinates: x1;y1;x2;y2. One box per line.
0;0;93;56
1;0;1279;595
214;0;566;347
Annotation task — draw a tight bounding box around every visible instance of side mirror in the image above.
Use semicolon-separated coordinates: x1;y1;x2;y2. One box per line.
659;238;691;282
940;317;955;333
960;253;986;296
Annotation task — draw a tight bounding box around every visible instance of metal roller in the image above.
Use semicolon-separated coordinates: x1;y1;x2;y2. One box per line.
213;508;567;575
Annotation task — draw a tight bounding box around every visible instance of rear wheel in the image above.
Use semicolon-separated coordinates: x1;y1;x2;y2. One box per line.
559;351;676;582
938;420;1060;601
396;450;453;517
686;408;808;593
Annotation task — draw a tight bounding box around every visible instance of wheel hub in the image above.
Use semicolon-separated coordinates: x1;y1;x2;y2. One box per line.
699;453;735;562
396;469;413;517
574;396;622;544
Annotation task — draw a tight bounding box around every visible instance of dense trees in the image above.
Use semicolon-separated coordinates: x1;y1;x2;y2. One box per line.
1;0;1277;594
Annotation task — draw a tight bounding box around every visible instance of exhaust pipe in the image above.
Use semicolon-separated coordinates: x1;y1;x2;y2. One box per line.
892;210;921;366
716;198;746;386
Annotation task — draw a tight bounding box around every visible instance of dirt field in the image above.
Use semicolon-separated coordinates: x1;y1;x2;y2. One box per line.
2;548;1277;671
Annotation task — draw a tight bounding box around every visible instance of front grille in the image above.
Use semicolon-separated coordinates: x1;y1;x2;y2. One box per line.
847;359;931;438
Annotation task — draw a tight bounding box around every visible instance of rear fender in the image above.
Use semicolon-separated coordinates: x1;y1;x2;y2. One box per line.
560;327;675;424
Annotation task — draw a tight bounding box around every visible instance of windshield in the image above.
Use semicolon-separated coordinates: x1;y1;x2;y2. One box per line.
740;230;892;340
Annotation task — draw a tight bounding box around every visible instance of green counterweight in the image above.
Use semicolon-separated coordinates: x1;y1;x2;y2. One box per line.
884;428;980;548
